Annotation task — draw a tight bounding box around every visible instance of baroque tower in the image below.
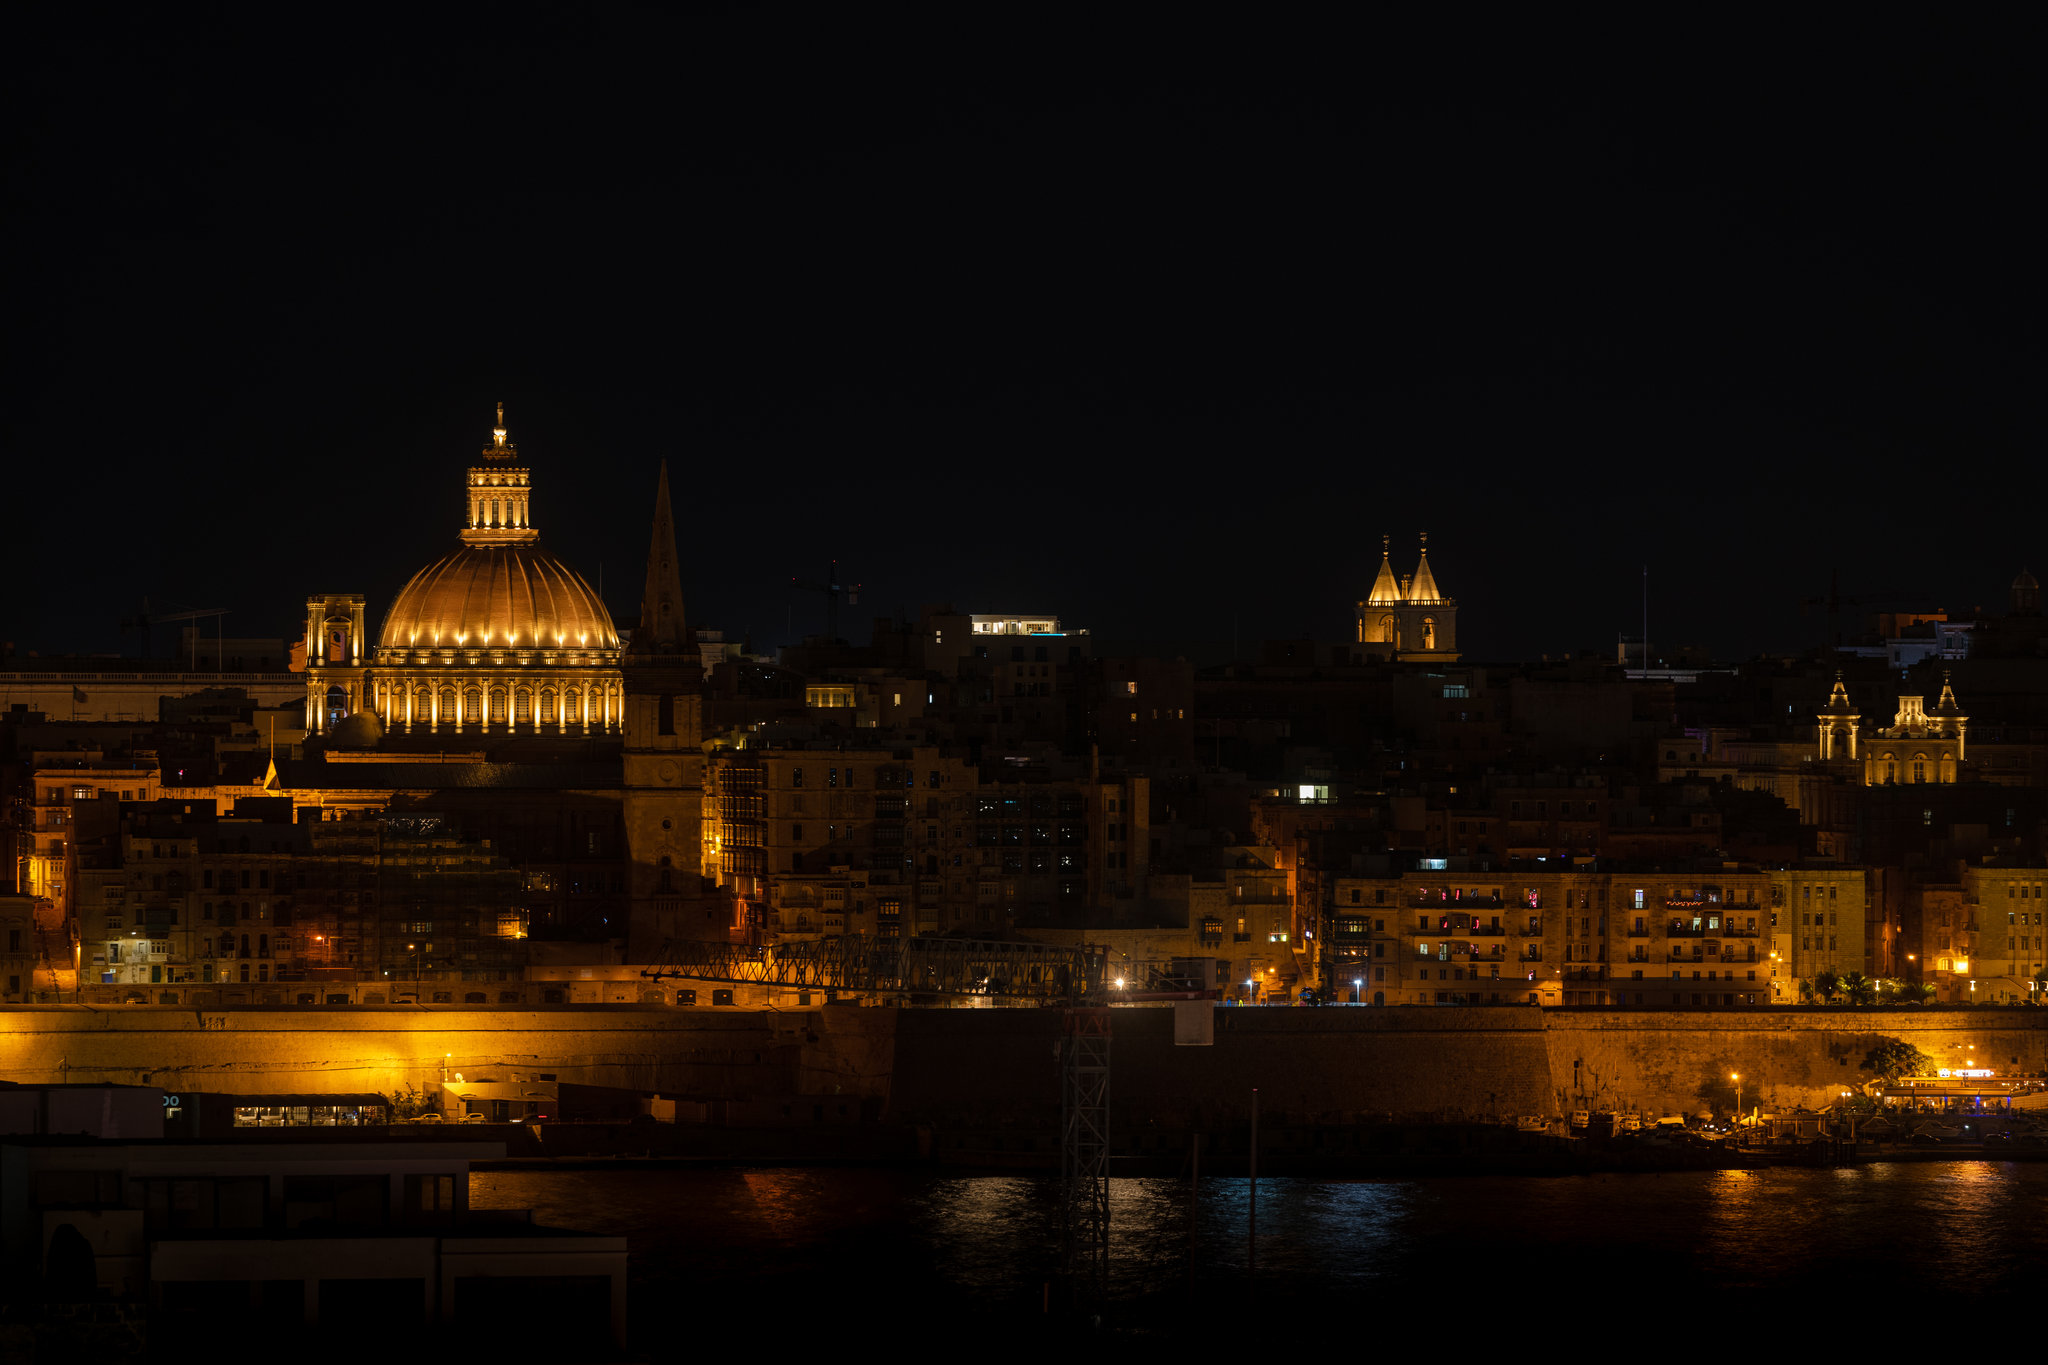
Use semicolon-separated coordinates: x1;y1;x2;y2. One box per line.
1354;532;1460;661
621;462;712;959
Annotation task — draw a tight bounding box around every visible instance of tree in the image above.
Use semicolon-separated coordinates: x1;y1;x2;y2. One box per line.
1841;971;1877;1006
1814;968;1843;1003
1798;978;1817;1003
1860;1038;1934;1082
387;1085;436;1121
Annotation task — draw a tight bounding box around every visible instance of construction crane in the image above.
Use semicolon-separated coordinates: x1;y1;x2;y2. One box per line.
118;598;229;668
790;561;860;643
1798;571;1937;650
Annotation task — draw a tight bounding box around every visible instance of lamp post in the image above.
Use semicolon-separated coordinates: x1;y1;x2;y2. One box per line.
1354;977;1363;1005
1731;1072;1742;1139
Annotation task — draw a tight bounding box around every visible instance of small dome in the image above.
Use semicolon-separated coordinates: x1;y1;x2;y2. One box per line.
2015;568;2040;591
329;710;385;748
379;545;620;656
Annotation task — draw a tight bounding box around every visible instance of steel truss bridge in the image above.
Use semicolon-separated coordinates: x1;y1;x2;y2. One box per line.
641;934;1108;1004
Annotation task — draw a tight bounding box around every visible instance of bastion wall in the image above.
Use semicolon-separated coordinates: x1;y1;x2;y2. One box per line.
0;1004;2041;1126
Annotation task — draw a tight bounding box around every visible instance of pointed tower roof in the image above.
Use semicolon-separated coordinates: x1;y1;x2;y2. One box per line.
1366;534;1404;605
1822;671;1858;716
1933;670;1965;716
1407;532;1445;604
627;461;689;658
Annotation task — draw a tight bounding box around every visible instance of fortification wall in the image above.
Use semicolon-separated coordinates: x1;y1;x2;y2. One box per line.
0;1005;897;1106
0;1004;2041;1129
889;1006;1557;1125
1541;1008;2048;1117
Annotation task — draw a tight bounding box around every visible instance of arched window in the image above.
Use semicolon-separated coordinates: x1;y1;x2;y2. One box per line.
541;689;557;722
1421;616;1436;650
1379;614;1395;643
1940;754;1957;783
1912;753;1927;784
515;689;532;724
1881;753;1896;784
564;688;581;723
490;689;507;724
438;687;456;719
464;688;482;727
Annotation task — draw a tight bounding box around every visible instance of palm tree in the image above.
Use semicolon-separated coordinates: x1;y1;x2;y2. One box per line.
1841;971;1876;1006
1814;968;1843;1003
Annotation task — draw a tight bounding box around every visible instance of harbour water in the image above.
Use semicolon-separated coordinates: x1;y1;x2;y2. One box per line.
471;1162;2048;1343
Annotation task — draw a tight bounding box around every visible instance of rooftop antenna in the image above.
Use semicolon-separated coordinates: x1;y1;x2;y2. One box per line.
1641;564;1649;673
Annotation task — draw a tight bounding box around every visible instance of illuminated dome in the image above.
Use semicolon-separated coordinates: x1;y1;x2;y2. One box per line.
377;545;620;658
306;406;630;741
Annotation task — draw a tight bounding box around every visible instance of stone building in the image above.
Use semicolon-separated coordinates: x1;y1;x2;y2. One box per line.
703;741;1150;943
304;407;624;739
1354;533;1460;662
1952;863;2047;1003
620;462;713;960
1328;867;1802;1008
1864;676;1967;787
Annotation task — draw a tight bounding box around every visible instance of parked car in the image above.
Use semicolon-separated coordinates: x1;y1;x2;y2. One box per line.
412;1111;444;1124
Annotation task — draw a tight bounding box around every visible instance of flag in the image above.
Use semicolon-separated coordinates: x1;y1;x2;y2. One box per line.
72;686;86;703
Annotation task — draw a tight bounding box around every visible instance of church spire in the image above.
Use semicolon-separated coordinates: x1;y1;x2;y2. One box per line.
1366;533;1404;605
628;460;688;657
1408;531;1445;603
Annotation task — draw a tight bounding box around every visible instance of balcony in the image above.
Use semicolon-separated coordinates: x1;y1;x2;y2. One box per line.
1518;922;1543;936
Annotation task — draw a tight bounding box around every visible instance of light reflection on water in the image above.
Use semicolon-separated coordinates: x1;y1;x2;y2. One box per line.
471;1162;2048;1333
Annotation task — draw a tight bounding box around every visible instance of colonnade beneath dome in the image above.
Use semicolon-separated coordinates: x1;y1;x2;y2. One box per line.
367;673;624;735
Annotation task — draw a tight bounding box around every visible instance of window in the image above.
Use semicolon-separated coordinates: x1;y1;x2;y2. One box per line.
792;767;804;789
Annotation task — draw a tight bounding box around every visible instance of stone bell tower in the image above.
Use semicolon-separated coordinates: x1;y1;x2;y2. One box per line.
621;462;712;959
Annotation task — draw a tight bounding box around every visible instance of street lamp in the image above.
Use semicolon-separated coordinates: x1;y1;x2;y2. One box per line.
1354;976;1363;1005
1731;1072;1742;1134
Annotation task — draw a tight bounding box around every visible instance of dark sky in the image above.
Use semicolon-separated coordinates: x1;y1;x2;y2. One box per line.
8;18;2045;665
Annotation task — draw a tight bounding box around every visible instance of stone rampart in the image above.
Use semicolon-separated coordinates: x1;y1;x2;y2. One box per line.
0;1005;895;1107
0;1003;2041;1128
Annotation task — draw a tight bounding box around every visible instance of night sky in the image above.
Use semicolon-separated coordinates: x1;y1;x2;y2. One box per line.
8;19;2044;665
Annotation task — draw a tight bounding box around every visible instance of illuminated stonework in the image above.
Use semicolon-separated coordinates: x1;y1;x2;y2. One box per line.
305;407;625;736
1355;532;1460;661
1863;674;1967;786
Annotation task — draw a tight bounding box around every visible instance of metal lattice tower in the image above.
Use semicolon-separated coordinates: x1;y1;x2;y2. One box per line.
1061;1006;1112;1295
